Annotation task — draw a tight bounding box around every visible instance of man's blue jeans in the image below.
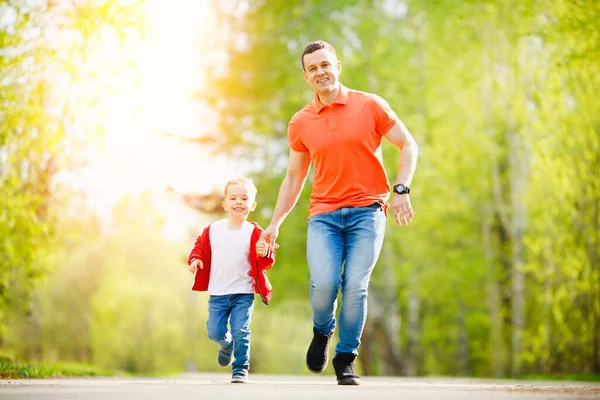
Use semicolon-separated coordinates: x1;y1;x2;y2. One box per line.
307;203;386;356
206;293;255;373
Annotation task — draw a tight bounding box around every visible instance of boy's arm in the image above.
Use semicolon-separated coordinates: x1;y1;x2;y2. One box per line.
188;229;206;265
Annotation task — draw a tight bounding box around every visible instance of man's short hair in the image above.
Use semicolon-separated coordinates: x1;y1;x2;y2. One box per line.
301;40;337;71
224;177;257;198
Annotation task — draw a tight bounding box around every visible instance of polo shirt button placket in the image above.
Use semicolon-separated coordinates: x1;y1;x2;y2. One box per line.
328;110;335;136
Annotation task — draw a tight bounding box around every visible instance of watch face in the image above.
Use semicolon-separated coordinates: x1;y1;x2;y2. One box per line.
395;184;408;194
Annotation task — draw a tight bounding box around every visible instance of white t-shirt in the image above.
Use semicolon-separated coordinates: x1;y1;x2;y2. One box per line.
207;219;255;295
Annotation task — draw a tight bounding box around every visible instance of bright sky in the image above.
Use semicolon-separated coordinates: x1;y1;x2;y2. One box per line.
58;0;245;224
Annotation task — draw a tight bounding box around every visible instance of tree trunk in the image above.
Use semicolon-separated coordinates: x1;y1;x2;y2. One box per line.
382;244;403;375
360;318;374;376
483;205;504;377
542;239;554;375
508;127;527;377
481;17;507;376
458;299;470;375
364;244;403;376
406;269;420;376
509;32;537;377
589;191;600;372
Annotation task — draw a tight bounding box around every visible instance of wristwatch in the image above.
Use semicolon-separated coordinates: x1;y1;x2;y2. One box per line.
393;183;410;195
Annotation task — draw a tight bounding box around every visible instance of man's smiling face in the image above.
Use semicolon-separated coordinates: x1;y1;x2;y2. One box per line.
302;48;342;96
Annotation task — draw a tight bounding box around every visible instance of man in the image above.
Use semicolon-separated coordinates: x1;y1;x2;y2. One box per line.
260;40;418;385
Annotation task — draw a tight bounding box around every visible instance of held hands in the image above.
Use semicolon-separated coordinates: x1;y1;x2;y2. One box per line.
258;225;280;255
256;240;269;257
189;259;203;274
391;193;414;226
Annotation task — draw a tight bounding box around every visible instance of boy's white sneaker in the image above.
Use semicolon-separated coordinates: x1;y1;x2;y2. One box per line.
231;370;248;383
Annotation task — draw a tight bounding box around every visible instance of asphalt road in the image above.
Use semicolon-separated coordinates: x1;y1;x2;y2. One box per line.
1;373;599;400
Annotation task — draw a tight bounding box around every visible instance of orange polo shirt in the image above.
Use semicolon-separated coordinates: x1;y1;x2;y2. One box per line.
288;84;399;218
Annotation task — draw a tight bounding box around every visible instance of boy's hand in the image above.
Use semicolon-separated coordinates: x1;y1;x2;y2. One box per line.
256;240;269;257
189;259;203;274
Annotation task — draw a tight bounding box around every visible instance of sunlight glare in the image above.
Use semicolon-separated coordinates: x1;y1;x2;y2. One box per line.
66;0;242;224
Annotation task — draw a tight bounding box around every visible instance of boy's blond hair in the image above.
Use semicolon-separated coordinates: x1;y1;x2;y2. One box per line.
224;177;258;198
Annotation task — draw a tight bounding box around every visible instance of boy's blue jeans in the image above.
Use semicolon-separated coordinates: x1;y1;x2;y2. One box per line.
307;203;386;356
206;293;255;373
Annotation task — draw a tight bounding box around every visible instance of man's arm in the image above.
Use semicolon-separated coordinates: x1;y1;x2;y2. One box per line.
261;149;311;246
384;120;418;186
384;120;419;226
270;149;311;228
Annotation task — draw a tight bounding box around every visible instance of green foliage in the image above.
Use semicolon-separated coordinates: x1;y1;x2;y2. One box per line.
0;0;145;344
0;354;116;379
4;192;317;375
201;0;600;377
88;199;191;374
2;0;598;379
5;193;190;374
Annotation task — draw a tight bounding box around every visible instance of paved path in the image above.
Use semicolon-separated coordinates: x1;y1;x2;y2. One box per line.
1;373;599;399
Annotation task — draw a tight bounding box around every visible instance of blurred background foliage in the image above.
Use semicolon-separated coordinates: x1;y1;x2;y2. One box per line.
0;0;598;379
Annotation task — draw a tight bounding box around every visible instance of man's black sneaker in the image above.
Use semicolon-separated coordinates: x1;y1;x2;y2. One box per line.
306;327;333;373
332;352;361;385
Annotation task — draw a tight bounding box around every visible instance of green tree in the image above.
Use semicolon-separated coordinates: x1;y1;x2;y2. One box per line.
0;0;144;343
200;0;600;377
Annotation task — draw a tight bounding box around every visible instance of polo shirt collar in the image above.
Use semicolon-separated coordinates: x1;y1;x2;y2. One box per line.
312;84;349;113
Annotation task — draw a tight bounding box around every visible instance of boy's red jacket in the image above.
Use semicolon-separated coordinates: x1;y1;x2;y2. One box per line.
187;222;275;305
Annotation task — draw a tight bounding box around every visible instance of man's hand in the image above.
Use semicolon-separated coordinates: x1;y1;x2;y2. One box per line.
391;194;414;226
259;225;280;252
189;259;203;274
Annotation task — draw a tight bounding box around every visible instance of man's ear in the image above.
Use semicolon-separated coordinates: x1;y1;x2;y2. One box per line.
302;70;309;84
337;60;342;75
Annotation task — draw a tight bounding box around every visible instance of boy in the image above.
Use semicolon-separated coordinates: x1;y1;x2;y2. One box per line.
187;177;275;383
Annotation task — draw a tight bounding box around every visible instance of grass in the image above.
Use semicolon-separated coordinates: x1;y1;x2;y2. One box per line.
0;356;118;379
517;373;600;382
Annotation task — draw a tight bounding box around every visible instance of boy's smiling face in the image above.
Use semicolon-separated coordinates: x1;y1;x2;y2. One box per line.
222;183;257;220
